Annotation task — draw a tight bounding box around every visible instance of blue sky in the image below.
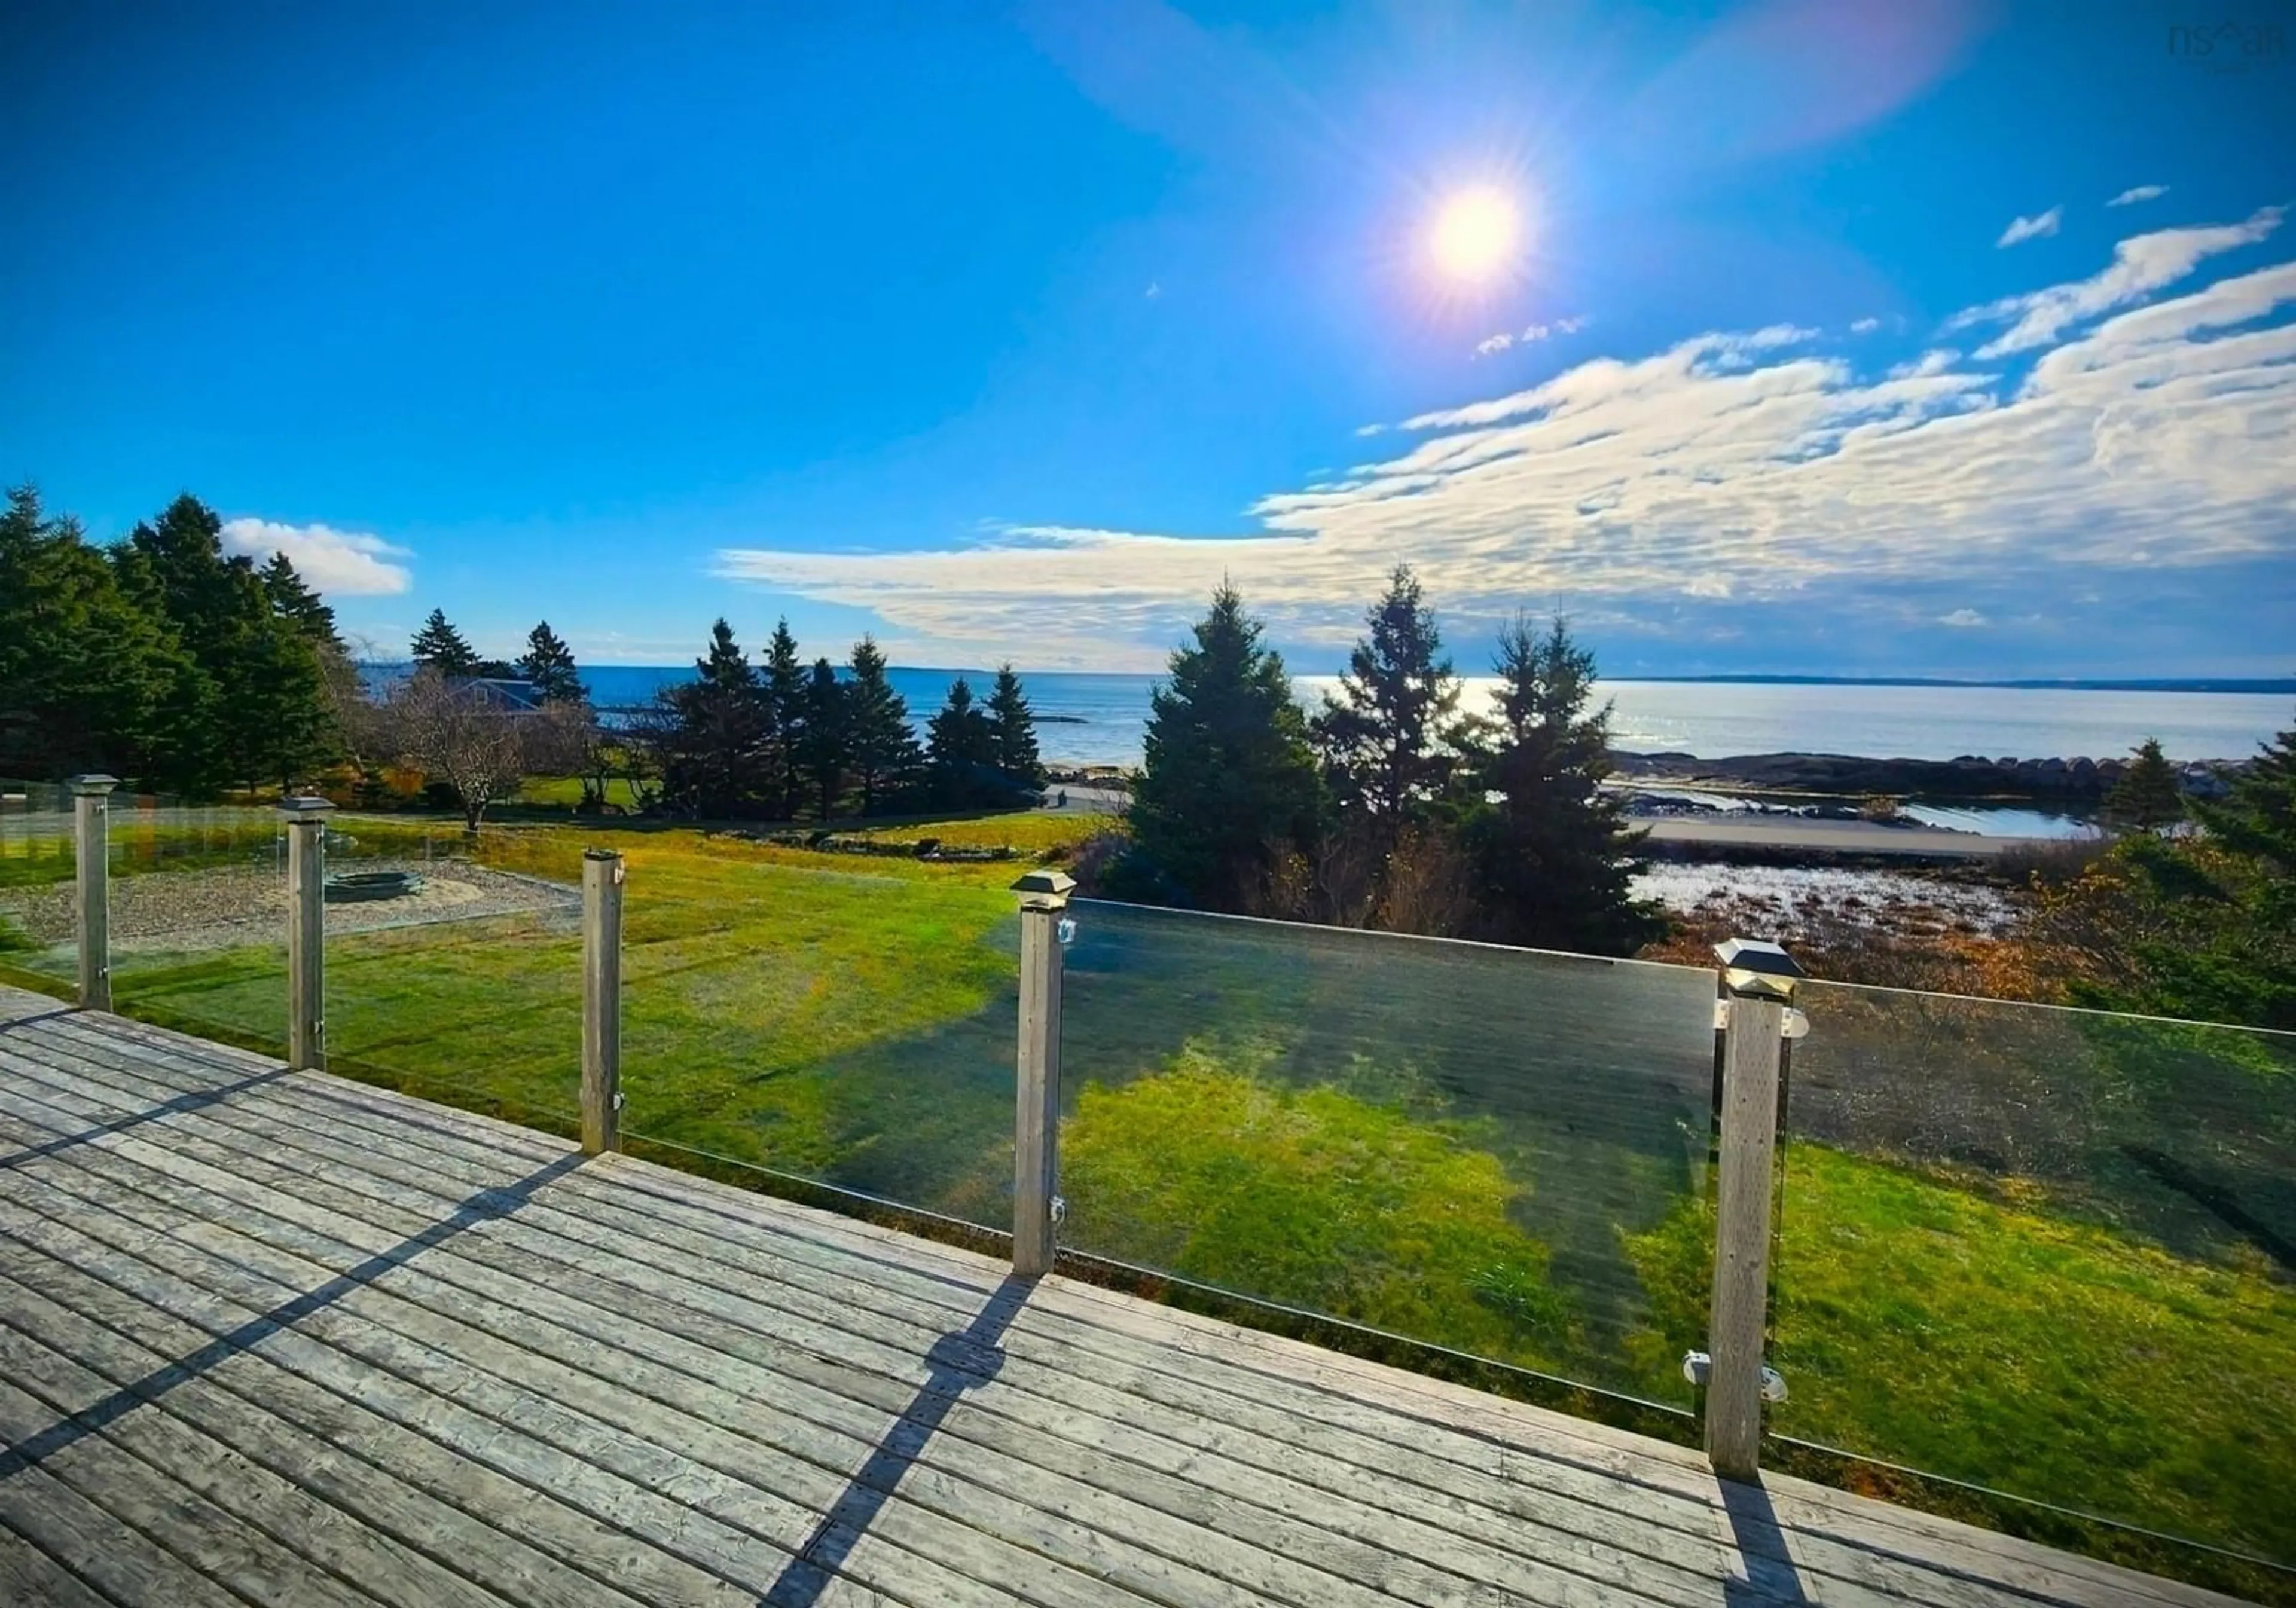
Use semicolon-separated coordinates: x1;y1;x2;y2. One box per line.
5;0;2292;677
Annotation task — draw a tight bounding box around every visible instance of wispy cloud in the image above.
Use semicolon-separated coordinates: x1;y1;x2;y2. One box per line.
1997;206;2062;247
2108;184;2169;207
1472;314;1586;358
221;518;413;595
1849;316;1880;334
715;219;2296;670
1888;348;1962;380
1953;206;2283;356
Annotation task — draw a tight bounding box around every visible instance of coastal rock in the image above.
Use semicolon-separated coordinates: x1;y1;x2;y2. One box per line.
1610;748;2245;799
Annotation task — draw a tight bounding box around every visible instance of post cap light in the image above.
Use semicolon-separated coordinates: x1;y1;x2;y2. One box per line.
1010;869;1077;909
1715;937;1803;1002
279;795;336;823
68;774;120;794
1712;937;1804;977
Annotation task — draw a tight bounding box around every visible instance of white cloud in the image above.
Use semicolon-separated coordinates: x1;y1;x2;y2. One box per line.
2108;185;2169;207
1472;316;1586;359
1849;316;1881;334
1144;281;1162;299
1997;207;2063;247
1937;608;1988;628
220;519;413;595
713;224;2296;668
1953;206;2283;357
1888;348;1962;379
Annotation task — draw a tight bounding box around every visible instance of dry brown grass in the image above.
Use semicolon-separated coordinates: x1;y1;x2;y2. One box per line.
1638;882;2030;997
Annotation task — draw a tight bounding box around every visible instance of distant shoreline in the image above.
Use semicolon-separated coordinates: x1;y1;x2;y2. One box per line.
1590;675;2296;695
1611;747;2242;802
526;661;2294;698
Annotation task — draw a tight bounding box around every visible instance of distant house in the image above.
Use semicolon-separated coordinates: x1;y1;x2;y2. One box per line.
465;678;547;714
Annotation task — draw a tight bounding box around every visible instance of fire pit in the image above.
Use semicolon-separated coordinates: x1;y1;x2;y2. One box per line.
325;870;426;903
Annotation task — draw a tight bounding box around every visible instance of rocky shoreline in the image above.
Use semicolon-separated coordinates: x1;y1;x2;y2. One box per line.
1611;748;2240;800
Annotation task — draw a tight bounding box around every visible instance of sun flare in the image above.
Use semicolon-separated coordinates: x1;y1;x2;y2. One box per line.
1428;187;1521;282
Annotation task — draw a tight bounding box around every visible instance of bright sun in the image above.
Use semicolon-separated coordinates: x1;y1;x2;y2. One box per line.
1428;187;1521;282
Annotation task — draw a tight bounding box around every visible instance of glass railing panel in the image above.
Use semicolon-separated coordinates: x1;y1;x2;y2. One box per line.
1775;979;2296;1565
1057;898;1720;1407
103;794;292;1054
619;853;1021;1233
323;821;584;1128
0;781;78;995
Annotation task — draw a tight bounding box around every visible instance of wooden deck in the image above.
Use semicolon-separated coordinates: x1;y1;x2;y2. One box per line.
0;983;2247;1608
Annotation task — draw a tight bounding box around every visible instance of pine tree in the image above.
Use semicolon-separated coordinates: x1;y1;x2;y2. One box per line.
2105;738;2184;832
798;656;850;819
759;619;808;820
0;484;187;782
2195;721;2296;873
845;636;920;815
2066;720;2296;1029
661;619;765;817
246;604;335;788
1312;563;1467;840
1131;583;1321;909
410;609;480;677
985;664;1045;787
117;495;329;791
926;677;997;805
259;552;341;650
517;621;584;703
1460;615;1663;956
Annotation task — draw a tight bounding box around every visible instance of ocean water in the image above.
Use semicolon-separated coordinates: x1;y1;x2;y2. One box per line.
579;665;2288;772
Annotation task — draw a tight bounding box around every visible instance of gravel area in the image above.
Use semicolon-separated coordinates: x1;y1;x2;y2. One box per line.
0;858;578;954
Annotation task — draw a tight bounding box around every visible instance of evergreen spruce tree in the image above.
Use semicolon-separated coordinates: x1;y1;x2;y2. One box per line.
410;609;481;677
2195;721;2296;873
116;496;329;791
661;619;765;817
926;677;997;805
760;619;808;820
1131;583;1321;909
2072;719;2296;1029
985;664;1045;787
246;599;335;788
798;656;850;819
1459;615;1663;956
2105;738;2184;832
515;621;584;703
1312;563;1467;841
845;636;920;815
259;552;342;651
0;484;187;782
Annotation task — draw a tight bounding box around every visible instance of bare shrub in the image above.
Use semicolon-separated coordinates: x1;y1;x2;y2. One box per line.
1995;832;2114;889
377;668;592;832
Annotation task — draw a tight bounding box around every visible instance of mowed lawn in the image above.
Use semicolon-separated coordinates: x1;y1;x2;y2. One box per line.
1629;1144;2296;1575
4;814;2291;1586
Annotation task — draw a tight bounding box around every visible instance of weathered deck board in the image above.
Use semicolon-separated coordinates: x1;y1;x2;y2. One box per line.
0;983;2257;1608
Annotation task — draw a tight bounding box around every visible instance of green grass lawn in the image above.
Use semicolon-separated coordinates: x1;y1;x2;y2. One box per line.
1632;1142;2296;1572
514;774;648;811
1062;1046;1572;1367
10;815;2291;1589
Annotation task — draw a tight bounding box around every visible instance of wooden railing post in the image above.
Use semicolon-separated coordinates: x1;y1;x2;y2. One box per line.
69;775;118;1011
1705;937;1804;1482
282;796;334;1071
582;849;625;1155
1011;869;1076;1277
